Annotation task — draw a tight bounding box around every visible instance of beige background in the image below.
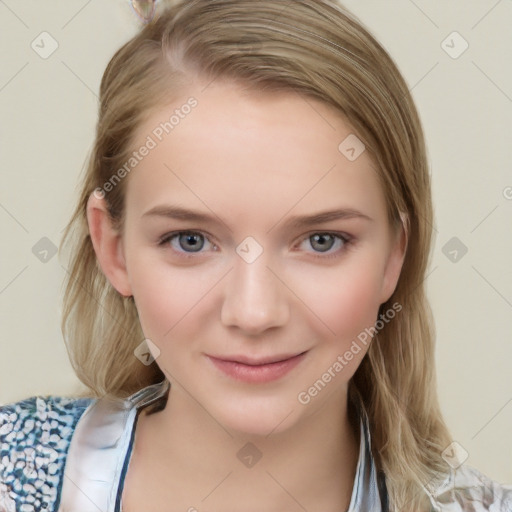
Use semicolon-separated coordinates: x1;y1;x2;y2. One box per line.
1;0;511;484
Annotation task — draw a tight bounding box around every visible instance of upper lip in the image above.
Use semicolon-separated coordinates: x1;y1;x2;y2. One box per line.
208;351;306;366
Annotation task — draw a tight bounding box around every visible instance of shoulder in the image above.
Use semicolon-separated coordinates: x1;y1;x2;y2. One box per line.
0;393;95;512
429;464;512;511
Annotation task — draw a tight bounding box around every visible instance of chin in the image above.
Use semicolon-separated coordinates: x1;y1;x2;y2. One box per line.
213;398;302;438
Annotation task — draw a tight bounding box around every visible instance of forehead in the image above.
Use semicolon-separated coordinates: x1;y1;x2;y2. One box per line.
124;81;388;229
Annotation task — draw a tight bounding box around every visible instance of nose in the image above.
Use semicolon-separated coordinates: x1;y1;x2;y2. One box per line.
220;250;290;334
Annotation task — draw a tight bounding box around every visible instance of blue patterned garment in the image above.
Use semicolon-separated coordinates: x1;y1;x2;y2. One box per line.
0;395;93;511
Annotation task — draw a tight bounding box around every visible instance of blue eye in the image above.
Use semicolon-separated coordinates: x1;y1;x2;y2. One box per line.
158;231;214;254
309;233;336;252
300;232;350;257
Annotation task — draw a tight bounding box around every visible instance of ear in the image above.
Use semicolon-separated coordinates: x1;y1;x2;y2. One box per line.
379;212;408;304
86;192;133;297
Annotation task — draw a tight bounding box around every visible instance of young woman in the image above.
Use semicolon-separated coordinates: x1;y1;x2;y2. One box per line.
1;1;511;511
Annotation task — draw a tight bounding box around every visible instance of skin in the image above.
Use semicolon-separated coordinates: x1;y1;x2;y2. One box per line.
87;79;407;511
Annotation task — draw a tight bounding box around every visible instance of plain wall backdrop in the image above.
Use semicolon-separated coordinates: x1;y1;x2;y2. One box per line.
1;0;511;484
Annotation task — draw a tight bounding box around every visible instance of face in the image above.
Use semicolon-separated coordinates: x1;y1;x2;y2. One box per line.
93;80;405;436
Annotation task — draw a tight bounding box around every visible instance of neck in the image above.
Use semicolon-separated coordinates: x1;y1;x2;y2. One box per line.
135;383;360;511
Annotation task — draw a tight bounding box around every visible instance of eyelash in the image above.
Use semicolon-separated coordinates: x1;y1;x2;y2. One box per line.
157;230;354;260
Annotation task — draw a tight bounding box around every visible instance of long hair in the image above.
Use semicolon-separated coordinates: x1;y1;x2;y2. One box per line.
60;1;452;509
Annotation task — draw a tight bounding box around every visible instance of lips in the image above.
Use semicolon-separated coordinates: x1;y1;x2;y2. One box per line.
206;351;308;383
211;352;307;366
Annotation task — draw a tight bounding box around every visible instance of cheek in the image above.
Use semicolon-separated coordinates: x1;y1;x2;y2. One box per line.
318;274;382;378
328;273;381;334
126;251;211;342
296;260;384;340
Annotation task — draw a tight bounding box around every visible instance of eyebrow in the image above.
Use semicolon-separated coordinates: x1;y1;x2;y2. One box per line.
141;204;373;230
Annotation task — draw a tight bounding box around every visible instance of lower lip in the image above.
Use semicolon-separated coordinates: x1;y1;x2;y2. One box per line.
207;352;307;383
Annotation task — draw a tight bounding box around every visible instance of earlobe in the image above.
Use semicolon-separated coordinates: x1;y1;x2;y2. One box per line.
86;193;133;297
379;213;408;304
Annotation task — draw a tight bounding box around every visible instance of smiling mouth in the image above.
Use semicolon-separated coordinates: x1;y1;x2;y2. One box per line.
210;351;308;366
206;351;308;383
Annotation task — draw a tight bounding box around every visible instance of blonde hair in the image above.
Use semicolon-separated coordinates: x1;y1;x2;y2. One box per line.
60;0;452;509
